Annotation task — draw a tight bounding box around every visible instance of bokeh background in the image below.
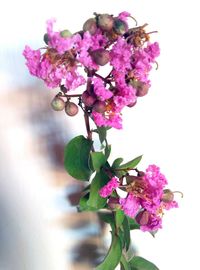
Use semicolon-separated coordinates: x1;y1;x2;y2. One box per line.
0;0;200;269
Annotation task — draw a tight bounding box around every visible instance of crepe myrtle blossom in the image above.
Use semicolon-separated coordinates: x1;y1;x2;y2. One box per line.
99;164;178;232
23;11;160;129
99;177;119;198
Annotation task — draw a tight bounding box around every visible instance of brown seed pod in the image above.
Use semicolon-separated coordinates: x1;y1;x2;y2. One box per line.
83;18;97;35
97;14;114;31
93;101;106;113
65;101;79;116
90;49;110;66
82;91;96;107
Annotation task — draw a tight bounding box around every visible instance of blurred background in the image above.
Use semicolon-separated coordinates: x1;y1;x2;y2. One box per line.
0;0;200;269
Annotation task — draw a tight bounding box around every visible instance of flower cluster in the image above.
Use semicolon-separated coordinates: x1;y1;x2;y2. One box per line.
23;11;160;129
99;165;178;232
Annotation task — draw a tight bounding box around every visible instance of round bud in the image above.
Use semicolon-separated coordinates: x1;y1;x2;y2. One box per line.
97;14;114;31
113;19;127;35
93;101;106;113
60;29;72;38
162;189;174;203
90;49;110;66
43;33;49;45
65;101;79;116
83;18;97;35
108;197;120;209
127;100;137;108
82;91;96;107
136;210;150;226
130;80;150;97
51;97;65;111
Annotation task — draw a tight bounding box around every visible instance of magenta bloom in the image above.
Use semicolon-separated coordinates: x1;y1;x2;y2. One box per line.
110;37;132;72
92;77;113;101
99;177;119;198
144;165;168;188
119;194;140;218
136;211;162;232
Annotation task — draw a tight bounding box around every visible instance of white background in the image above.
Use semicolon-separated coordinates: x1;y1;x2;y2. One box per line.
0;0;200;269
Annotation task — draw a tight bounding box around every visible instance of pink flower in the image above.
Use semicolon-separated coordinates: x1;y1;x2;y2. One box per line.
144;42;160;61
23;46;41;76
136;211;162;232
99;177;119;198
110;37;132;72
118;11;131;22
144;165;168;188
76;31;99;70
162;200;178;210
64;68;86;90
92;111;123;129
119;194;140;218
92;77;113;101
46;19;78;54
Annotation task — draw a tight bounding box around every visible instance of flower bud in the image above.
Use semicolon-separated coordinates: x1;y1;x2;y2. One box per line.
130;80;149;97
136;210;150;226
97;14;114;31
82;91;96;107
113;19;127;35
51;97;65;111
65;101;79;116
108;197;120;209
90;49;110;66
43;33;49;45
127;100;137;108
162;189;174;203
60;29;72;38
83;18;97;35
93;101;106;113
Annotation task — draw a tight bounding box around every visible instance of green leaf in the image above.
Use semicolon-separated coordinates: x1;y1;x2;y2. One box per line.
126;216;140;230
79;193;91;212
87;170;109;209
115;209;125;228
118;155;143;170
64;135;93;180
98;212;113;224
112;158;124;169
120;254;131;270
91;152;106;172
122;216;131;251
104;142;111;160
96;233;122;270
129;256;159;270
97;126;108;143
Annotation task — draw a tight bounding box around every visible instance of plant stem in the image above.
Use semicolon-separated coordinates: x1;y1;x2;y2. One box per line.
84;112;92;141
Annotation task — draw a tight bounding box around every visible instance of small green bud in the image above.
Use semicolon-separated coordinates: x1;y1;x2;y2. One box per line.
60;29;72;38
113;19;127;35
51;97;65;111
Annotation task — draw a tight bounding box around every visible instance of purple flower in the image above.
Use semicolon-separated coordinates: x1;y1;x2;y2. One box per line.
110;37;132;72
118;11;131;22
99;177;119;198
92;77;113;101
119;194;140;218
136;210;162;232
23;46;41;76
